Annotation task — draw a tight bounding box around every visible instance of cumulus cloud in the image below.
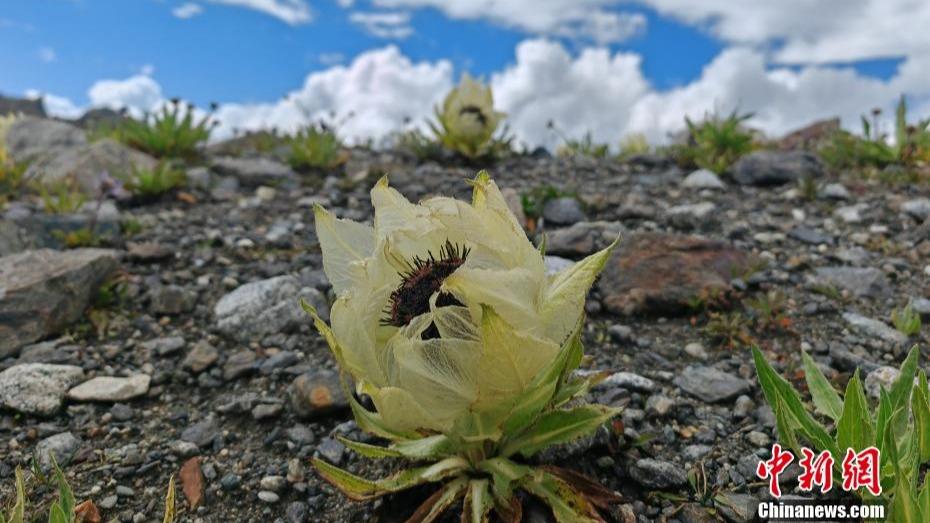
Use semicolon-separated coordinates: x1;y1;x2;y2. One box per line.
636;0;930;65
372;0;646;44
212;46;451;141
36;40;930;151
349;11;414;39
172;3;204;19
87;74;164;116
206;0;311;25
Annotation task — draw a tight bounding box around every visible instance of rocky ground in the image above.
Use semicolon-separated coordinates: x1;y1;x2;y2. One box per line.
2;110;930;522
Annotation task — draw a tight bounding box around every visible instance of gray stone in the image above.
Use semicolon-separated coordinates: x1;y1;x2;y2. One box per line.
543;255;574;276
182;341;219;373
676;365;751;403
286;501;308;523
210;156;296;188
544;221;623;257
5;117;86;163
731;150;823;186
902;198;930;221
599;371;656;392
288;370;347;418
834;204;867;223
864;366;901;399
223;350;257;380
260;475;287;492
820;183;850;200
181;417;220;448
23;138;158;195
500;188;526;228
0;248;119;357
682;444;713;461
681;169;725;190
215;275;328;342
149;285;196;315
910;297;930;317
645;394;675;416
67;374;151;402
629;458;687;489
35;432;80;471
812;267;891;299
258;490;280;503
316;437;345;465
141;336;185;356
0;95;45;117
0;363;84;415
542;197;585;226
842;312;908;344
789;226;833;245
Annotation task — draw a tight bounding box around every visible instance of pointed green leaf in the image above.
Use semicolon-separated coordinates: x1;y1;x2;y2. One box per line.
888;422;921;523
914;372;930;463
48;505;68;523
51;456;74;519
463;479;494;523
836;370;875;454
336;435;404;459
407;477;468;523
339;434;456;460
801;350;843;421
876;389;893;451
773;395;802;455
312;456;468;501
520;470;602;523
888;345;920;436
751;347;838;457
163;475;176;523
7;467;25;523
918;475;930;521
499;317;585;436
552;371;611;408
501;405;617;458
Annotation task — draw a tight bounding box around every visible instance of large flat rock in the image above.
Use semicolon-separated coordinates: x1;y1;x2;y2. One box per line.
599;233;750;315
0;248;119;357
0;363;85;415
214;275;328;342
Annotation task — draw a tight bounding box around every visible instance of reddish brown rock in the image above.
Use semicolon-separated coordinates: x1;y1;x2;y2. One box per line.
777;118;840;151
74;499;101;523
599;233;751;315
179;456;205;509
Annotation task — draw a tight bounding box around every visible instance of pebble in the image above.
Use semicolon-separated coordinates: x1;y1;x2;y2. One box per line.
684;342;708;360
36;432;81;471
0;363;84;415
287;501;308;523
681;169;725;190
260;475;287;492
629;458;687;489
746;431;771;447
676;365;751;403
220;473;241;491
258;490;280;503
68;374;151;402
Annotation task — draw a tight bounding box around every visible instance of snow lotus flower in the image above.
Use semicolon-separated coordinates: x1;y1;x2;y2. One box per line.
304;171;620;522
430;74;506;159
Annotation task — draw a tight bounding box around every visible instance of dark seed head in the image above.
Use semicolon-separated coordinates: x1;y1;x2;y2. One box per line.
383;240;469;339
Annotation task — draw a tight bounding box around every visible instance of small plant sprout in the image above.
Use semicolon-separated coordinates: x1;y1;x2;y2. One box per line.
305;172;621;521
702;311;753;349
554;129;609;159
617;133;650;161
114;99;213;158
430;74;507;159
891;304;921;337
287;124;345;171
677;110;755;174
753;345;930;520
745;290;792;332
38;177;88;215
121;162;187;200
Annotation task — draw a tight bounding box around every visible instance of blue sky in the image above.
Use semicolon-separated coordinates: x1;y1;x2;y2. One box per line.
0;1;925;148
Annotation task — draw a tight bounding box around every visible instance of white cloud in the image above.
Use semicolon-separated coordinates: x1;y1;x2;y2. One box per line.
24;90;83;119
34;40;930;152
140;64;156;76
491;40;650;149
372;0;645;44
635;0;930;65
87;74;164;116
37;46;56;63
318;52;345;65
172;3;204;19
206;0;311;25
212;46;451;142
349;11;413;39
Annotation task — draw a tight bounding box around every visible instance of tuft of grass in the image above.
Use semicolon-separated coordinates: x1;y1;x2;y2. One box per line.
111;99;212;159
745;290;792;332
555;130;609;159
616;133;650;161
798;176;818;201
702;311;753;349
675;111;755;173
820;95;930;176
0;161;28;204
120;162;186;199
891;304;922;337
37;177;88;215
287;125;344;171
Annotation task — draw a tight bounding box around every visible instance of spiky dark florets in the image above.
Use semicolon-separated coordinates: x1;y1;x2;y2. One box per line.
383;240;469;338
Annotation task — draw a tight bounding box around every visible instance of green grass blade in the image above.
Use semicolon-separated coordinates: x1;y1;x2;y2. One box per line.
801;350;843;421
835;370;875;454
501;405;617;458
312;456;467;501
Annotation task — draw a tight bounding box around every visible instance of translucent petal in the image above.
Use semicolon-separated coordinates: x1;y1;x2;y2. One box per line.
331;284;394;387
371;386;449;433
392;336;479;416
371;176;431;236
442;267;543;336
313;205;375;295
541;240;617;344
474;306;559;410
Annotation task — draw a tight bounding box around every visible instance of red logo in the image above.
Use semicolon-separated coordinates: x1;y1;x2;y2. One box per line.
757;445;882;498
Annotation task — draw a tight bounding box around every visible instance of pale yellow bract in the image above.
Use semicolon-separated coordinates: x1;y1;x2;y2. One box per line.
312;172;614;435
